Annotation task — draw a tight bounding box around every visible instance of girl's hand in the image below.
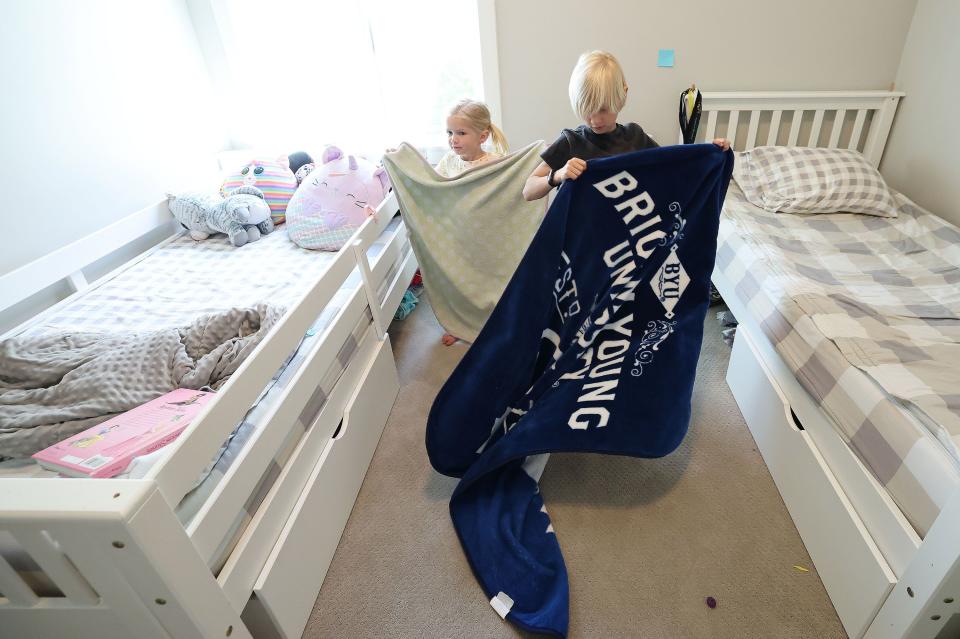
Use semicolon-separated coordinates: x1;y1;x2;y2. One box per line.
559;157;587;182
712;138;731;151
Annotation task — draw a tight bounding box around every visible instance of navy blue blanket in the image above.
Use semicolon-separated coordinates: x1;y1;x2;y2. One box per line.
426;144;734;636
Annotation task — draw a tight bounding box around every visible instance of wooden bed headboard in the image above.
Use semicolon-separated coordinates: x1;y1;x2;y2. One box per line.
689;90;904;167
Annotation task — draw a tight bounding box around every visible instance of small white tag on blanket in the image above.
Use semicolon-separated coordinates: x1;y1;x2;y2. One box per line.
521;453;550;482
490;592;514;619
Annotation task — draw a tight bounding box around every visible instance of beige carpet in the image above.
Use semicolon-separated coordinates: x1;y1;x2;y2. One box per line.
303;298;846;638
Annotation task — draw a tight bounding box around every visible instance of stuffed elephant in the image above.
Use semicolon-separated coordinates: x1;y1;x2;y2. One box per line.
167;186;275;247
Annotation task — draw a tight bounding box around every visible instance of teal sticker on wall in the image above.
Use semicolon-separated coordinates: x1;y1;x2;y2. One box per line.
657;49;675;68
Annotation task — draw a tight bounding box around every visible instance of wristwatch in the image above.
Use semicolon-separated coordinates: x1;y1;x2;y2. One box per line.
548;168;559;188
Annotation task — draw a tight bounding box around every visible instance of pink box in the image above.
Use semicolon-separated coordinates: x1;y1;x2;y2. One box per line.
32;389;215;478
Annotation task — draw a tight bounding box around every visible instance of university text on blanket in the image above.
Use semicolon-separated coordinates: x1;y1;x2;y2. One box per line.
564;170;676;430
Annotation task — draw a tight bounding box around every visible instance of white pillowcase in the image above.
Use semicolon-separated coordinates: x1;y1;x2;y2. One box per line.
733;146;899;218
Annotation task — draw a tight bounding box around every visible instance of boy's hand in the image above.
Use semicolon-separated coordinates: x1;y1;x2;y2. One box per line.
712;138;731;151
558;157;587;182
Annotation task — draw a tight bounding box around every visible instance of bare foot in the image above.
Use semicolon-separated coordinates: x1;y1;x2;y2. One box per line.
441;333;458;346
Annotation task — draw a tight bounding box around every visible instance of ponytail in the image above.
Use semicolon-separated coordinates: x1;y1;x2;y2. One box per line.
488;122;509;155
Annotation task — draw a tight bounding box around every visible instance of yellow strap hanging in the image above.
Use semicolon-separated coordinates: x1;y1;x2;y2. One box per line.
685;84;697;121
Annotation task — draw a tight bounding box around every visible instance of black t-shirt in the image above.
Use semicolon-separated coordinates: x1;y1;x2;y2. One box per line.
540;123;659;170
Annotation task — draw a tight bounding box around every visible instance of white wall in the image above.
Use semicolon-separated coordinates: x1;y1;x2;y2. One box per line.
0;0;224;277
880;0;960;227
494;0;917;149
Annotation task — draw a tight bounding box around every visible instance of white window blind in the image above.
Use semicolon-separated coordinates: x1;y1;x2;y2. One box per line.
209;0;484;159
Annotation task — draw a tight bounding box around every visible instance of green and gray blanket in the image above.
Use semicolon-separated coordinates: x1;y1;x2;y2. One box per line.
383;142;547;342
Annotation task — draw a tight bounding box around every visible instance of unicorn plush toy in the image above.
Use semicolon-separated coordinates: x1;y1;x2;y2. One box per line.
285;146;390;251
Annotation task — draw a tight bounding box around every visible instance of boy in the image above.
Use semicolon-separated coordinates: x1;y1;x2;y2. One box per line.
523;50;729;201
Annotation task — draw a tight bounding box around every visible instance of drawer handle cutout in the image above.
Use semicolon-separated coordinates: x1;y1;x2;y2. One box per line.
790;408;804;431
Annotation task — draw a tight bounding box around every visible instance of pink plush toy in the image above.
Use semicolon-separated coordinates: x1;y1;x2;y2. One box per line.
286;146;390;251
221;156;298;225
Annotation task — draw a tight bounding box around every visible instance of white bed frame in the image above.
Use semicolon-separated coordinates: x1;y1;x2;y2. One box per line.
698;90;960;638
0;191;418;638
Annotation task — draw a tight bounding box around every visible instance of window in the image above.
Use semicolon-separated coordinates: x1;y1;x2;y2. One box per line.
207;0;486;159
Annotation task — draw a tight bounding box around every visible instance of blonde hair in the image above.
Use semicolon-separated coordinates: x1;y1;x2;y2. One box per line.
568;51;628;121
448;99;508;155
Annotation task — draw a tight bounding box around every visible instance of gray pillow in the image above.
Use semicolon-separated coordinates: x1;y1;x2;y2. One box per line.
733;146;899;217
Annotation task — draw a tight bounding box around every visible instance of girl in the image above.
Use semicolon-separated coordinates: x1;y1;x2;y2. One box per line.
523;51;729;200
435;99;509;178
434;99;508;345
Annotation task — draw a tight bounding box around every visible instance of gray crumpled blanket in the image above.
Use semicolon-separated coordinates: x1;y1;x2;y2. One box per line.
0;304;284;459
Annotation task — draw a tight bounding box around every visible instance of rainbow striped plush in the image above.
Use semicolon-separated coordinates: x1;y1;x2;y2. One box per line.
221;157;297;224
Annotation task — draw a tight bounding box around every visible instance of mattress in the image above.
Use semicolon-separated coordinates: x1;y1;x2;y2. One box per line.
716;183;960;536
1;218;403;497
25;227;343;335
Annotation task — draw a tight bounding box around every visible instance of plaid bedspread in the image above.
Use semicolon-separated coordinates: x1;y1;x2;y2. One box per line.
26;229;341;335
716;183;960;536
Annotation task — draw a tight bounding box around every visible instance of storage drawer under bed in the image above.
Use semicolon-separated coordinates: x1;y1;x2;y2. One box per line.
727;328;896;638
240;334;399;639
